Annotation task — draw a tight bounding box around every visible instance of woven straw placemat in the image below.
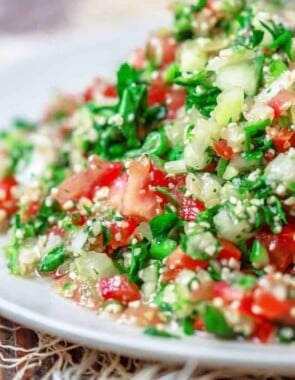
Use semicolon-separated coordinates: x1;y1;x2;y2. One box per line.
0;316;293;380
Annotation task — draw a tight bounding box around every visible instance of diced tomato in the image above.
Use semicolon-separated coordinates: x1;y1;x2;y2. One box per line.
107;172;128;210
148;79;167;106
179;197;205;221
71;213;87;226
47;225;65;237
218;239;242;261
169;175;206;221
149;166;170;187
268;89;295;118
266;127;295;153
252;318;276;343
213;139;234;160
203;162;217;172
0;176;18;216
25;201;41;220
263;150;275;163
102;84;117;98
239;295;255;315
193;315;205;331
165;88;186;119
108;217;138;250
253;289;294;323
213;282;243;303
130;48;146;70
53;159;123;205
257;224;295;272
146;35;177;67
123;158;161;221
98;275;141;303
83;78;117;103
163;247;208;282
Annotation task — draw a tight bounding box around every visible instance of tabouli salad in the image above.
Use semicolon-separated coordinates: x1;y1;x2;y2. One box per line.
1;0;295;343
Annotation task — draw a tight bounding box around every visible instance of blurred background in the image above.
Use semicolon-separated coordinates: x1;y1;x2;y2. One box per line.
0;0;169;66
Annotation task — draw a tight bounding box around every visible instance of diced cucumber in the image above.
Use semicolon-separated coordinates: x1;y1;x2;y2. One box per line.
215;56;264;97
140;263;159;301
213;206;253;242
162;283;194;318
265;150;295;188
213;87;244;127
178;41;207;72
75;252;118;281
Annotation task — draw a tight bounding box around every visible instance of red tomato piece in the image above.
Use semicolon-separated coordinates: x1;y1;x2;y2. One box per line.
213;139;234;160
103;84;117;98
263;150;275;163
98;275;141;303
169;175;206;221
166;247;208;271
0;176;18;216
83;78;117;103
179;197;206;221
268;89;295;118
54;160;123;205
108;217;138;250
149;166;170;187
218;239;242;261
148;79;167;106
146;35;177;67
203;162;218;172
165;88;186;119
47;225;65;240
107;172;128;211
25;201;41;220
72;213;87;226
131;48;146;70
253;290;293;322
123;158;161;221
257;224;295;272
266;127;295;153
193;316;205;331
213;282;243;303
252;318;276;344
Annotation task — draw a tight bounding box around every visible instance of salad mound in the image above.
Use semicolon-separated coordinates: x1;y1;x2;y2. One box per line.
1;0;295;343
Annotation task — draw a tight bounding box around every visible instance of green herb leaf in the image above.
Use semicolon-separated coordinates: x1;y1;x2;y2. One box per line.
235;274;256;290
182;316;195;335
244;119;270;151
129;241;150;284
203;304;234;338
217;158;229;177
144;327;179;339
150;239;177;260
249;240;269;268
150;212;179;239
191;0;207;12
40;245;68;273
118;83;147;148
117;63;141;97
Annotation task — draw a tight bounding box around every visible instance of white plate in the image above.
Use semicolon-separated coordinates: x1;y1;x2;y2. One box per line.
0;25;294;374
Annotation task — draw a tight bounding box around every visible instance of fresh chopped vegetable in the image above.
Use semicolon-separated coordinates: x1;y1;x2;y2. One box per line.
1;0;295;344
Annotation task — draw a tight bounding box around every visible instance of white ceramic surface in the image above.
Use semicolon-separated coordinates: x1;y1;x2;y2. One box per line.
0;25;294;374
